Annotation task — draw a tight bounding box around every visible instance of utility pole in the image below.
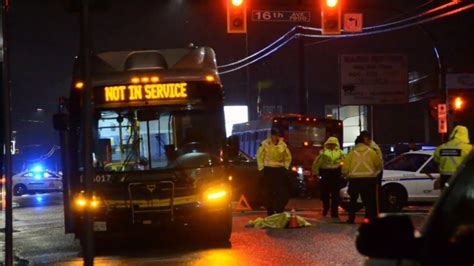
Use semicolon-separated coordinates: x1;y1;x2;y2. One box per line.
80;0;95;264
1;0;13;264
297;27;308;115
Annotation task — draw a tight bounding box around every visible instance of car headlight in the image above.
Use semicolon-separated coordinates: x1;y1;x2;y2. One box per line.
203;184;230;203
297;166;303;175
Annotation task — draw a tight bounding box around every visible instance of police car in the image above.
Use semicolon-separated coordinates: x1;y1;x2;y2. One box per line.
13;166;63;196
340;150;440;212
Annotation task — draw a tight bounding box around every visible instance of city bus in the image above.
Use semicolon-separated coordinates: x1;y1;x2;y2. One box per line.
232;114;343;196
54;47;232;247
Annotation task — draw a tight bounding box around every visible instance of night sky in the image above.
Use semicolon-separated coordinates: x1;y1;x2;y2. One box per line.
7;0;474;170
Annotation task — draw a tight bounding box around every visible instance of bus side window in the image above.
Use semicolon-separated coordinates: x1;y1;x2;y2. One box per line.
238;134;244;151
248;133;252;157
242;133;248;155
251;132;257;157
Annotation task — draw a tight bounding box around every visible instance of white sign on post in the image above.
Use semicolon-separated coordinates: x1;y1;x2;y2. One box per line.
343;13;363;32
340;54;408;105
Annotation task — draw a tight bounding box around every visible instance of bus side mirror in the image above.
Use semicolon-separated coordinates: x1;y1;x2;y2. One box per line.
227;135;240;160
53;113;69;131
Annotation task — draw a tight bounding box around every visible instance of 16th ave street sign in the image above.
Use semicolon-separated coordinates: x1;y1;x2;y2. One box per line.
252;10;311;23
340;54;408;105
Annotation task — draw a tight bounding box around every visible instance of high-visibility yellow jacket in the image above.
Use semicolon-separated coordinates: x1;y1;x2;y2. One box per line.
257;138;292;171
312;137;344;176
369;140;383;161
434;125;473;175
342;143;383;179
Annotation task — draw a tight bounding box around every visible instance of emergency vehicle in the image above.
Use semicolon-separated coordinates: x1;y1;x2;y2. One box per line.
340;150;440;212
54;47;232;247
12;166;63;196
232;114;343;196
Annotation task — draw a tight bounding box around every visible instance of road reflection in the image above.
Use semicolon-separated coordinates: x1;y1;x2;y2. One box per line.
12;192;63;208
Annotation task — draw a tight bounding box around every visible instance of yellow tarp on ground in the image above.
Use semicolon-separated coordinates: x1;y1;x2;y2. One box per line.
247;212;312;229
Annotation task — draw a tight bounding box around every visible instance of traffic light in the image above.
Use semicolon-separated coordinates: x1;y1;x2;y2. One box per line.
452;96;465;111
321;0;341;35
227;0;247;34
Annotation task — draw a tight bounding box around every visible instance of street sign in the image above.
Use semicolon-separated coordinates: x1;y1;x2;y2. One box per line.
343;13;362;33
252;10;310;23
340;54;408;105
437;103;447;134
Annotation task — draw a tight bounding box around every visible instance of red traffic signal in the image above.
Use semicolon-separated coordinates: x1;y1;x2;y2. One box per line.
231;0;244;7
227;0;247;34
326;0;338;8
321;0;341;35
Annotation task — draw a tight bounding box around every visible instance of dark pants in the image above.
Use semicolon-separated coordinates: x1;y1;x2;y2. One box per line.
263;167;289;216
348;178;378;222
440;174;451;189
319;168;342;217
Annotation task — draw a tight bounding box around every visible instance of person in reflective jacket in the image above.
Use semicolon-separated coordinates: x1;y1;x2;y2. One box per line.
312;136;345;218
342;136;383;224
434;125;473;189
257;128;292;216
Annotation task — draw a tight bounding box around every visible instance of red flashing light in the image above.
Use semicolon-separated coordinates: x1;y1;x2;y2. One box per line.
303;141;309;147
313;118;317;122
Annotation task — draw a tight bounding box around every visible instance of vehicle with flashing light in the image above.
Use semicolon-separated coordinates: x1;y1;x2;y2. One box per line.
54;47;233;248
340;150;440;212
12;166;63;196
231;114;343;198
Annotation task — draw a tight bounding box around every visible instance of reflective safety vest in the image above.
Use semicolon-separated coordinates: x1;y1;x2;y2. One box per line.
369;140;383;161
257;138;292;171
434;140;472;175
312;149;344;176
342;144;383;179
434;125;473;176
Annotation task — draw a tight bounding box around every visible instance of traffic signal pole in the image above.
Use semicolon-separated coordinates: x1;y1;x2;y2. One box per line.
1;1;13;265
80;0;95;264
297;27;308;115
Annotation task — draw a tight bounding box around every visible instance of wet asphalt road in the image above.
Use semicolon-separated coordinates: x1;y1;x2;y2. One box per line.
0;193;430;265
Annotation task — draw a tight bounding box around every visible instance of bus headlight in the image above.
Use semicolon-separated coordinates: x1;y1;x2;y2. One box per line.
74;192;102;209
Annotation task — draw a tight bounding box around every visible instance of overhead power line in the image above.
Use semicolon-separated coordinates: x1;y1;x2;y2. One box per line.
218;2;473;75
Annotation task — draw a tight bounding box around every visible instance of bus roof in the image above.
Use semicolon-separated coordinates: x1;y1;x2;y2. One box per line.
80;46;220;84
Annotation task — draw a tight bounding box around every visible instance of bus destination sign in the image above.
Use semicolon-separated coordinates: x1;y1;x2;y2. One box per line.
99;82;188;104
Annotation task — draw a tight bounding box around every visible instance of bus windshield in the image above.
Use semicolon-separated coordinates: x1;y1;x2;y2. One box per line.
93;108;225;172
287;123;326;147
